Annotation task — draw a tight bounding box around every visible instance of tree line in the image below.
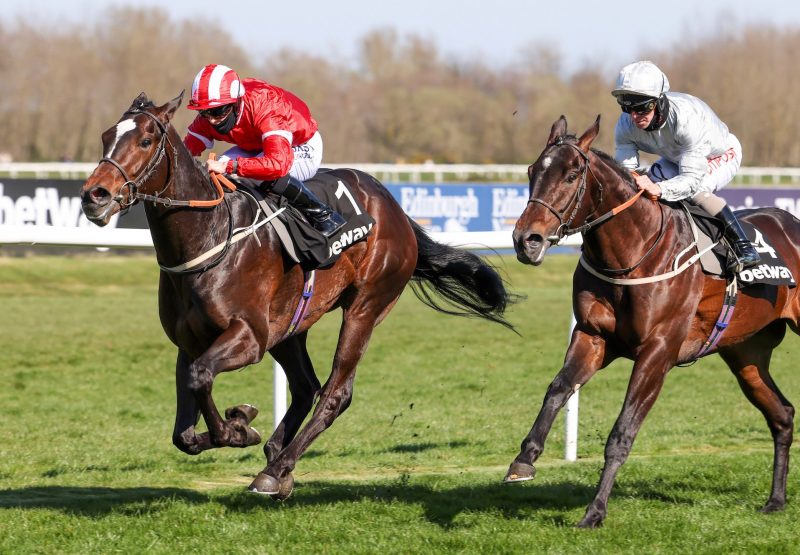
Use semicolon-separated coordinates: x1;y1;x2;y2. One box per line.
1;7;797;166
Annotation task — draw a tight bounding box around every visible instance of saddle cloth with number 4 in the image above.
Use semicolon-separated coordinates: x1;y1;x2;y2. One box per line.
686;205;796;287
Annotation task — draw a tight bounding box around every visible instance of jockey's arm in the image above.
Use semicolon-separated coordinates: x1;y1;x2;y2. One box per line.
183;129;214;157
657;150;706;202
226;135;294;181
614;121;639;170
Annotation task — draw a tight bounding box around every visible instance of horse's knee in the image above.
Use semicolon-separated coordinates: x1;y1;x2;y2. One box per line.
317;390;353;425
604;430;634;464
187;363;214;395
547;373;576;400
325;383;354;417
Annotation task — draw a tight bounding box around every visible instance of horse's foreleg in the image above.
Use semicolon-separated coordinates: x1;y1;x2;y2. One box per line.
264;332;321;463
185;319;265;450
172;349;213;454
578;341;675;528
505;329;608;483
719;326;794;514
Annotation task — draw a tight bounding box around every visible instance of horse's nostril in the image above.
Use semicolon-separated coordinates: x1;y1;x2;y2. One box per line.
89;186;111;203
524;233;544;247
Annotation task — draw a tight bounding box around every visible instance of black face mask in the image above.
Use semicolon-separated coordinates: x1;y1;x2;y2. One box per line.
644;95;670;132
212;104;238;134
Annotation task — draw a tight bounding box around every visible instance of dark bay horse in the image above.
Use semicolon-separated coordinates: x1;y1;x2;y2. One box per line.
80;92;514;498
507;115;798;527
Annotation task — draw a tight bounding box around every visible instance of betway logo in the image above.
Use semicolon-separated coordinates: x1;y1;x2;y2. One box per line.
328;223;373;257
0;184;119;227
738;263;795;283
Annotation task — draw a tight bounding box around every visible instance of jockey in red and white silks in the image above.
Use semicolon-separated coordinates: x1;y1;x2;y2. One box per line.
183;68;322;181
183;64;344;237
612;60;759;271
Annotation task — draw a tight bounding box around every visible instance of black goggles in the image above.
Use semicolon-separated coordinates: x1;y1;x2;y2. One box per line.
199;104;234;119
619;98;657;115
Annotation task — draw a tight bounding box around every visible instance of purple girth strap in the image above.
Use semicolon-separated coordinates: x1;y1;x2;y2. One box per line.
283;270;316;340
696;278;738;358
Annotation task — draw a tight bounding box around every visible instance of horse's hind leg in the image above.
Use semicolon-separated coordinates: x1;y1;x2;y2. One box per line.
719;322;795;513
264;331;321;463
249;287;404;496
506;329;609;482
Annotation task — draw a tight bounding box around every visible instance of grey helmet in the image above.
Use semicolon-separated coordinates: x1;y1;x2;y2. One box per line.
612;61;670;99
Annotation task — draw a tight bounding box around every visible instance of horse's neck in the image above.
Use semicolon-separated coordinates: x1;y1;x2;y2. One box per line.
584;168;679;270
144;136;233;266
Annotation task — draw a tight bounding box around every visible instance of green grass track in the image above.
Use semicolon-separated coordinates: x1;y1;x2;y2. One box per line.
0;254;798;553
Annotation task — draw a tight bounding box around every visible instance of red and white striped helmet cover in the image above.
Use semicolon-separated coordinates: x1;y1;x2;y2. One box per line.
188;64;246;110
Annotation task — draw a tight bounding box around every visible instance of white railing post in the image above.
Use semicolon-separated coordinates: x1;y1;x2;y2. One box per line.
273;360;288;430
564;314;579;461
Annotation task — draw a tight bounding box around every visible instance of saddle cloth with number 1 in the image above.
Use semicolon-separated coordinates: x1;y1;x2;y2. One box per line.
235;170;376;270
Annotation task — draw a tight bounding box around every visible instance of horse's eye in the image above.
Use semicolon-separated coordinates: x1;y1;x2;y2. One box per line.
566;172;578;184
140;138;152;148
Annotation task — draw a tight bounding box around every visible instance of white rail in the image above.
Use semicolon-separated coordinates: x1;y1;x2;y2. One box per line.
2;162;799;184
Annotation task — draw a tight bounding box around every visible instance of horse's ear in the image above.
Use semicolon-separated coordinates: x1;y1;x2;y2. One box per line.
158;90;184;123
546;115;568;147
577;114;601;153
130;92;150;111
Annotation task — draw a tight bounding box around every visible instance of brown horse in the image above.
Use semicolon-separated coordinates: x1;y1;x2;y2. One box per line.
80;91;515;498
507;115;797;527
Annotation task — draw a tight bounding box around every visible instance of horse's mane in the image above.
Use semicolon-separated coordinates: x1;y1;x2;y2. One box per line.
590;146;638;192
188;153;217;189
551;133;638;193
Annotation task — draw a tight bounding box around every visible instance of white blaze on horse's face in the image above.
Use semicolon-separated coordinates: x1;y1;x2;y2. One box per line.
105;118;137;158
541;156;552;170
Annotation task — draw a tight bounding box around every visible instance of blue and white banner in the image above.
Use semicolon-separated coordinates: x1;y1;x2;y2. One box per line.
3;178;800;233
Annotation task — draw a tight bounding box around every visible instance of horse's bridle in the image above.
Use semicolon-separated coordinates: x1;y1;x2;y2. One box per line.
99;108;177;211
527;138;666;275
527;138;604;244
97;106;236;274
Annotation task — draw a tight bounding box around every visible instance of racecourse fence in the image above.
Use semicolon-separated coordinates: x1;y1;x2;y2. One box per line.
2;162;800;185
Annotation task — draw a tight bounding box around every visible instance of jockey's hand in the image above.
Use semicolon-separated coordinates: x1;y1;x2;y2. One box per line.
206;157;228;174
633;173;662;200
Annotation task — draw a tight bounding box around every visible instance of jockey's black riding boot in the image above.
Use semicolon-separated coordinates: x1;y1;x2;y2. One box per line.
276;176;346;237
718;205;760;272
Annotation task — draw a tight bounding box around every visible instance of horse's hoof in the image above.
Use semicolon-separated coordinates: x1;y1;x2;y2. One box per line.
245;427;262;446
576;514;604;529
503;461;536;483
225;404;259;424
248;472;280;495
761;499;785;513
577;504;605;528
269;473;295;501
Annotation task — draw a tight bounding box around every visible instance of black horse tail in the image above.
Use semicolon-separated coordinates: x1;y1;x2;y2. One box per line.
408;217;517;331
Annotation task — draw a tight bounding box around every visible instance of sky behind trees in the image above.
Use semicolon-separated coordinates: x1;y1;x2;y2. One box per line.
6;0;800;74
0;5;798;165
